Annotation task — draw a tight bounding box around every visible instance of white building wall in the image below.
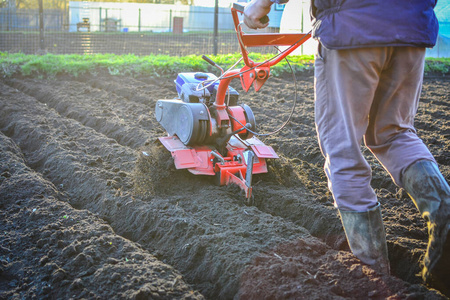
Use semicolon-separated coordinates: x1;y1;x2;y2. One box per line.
69;1;284;33
279;0;317;55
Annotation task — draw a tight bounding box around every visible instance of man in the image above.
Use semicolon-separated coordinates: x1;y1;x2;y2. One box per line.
244;0;449;293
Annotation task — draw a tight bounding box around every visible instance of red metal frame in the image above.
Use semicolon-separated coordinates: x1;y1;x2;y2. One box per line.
230;6;311;68
227;106;247;133
159;136;275;175
215;162;252;198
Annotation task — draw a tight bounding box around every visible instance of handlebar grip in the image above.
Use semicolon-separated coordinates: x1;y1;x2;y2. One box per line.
233;2;246;12
202;55;216;67
260;15;269;24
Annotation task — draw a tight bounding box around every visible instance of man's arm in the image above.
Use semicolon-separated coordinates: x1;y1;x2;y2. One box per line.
244;0;288;29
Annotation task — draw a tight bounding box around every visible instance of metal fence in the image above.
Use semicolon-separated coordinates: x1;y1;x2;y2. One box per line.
0;3;277;56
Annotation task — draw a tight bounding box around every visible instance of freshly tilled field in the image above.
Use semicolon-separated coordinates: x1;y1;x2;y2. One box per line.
0;73;449;299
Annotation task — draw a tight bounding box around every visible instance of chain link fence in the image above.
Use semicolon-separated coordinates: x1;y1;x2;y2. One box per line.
0;1;278;56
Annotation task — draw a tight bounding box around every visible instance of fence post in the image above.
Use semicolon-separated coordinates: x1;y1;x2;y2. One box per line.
105;8;108;32
38;0;45;52
6;2;10;31
213;0;218;55
169;9;172;32
301;1;303;54
6;5;9;31
7;0;17;31
99;7;102;32
138;8;141;32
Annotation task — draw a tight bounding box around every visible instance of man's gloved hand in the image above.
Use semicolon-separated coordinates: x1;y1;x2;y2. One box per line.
243;0;273;29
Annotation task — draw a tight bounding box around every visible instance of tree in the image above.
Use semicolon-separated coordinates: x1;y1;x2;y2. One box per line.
15;0;65;9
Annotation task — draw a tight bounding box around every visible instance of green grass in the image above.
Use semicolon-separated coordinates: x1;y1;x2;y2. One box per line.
424;57;450;75
0;52;313;78
0;51;448;79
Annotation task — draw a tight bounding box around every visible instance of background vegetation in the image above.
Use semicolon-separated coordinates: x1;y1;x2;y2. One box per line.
0;52;448;79
0;52;315;78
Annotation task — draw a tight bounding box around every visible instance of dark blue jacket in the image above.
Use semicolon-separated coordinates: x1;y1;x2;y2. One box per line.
310;0;439;49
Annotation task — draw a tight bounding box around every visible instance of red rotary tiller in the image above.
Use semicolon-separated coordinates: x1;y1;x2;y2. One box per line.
155;3;310;203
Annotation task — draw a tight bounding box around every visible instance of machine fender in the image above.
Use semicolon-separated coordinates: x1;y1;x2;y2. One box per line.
155;99;210;145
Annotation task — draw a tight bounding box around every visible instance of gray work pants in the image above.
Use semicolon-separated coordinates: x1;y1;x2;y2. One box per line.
314;45;436;211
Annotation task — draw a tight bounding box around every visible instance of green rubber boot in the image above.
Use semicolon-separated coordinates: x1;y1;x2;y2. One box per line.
339;203;390;275
403;160;450;295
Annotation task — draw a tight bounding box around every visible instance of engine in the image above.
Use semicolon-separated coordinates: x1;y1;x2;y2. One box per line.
155;72;256;146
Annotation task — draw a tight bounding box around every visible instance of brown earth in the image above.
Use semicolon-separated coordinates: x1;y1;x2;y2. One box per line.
0;69;449;299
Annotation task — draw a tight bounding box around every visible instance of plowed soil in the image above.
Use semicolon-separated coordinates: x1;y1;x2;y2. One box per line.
0;70;449;299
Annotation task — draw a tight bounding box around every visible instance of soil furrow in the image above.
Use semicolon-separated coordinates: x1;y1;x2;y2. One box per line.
64;74;346;244
0;81;338;299
0;132;203;300
4;77;158;149
4;75;352;258
2;76;348;248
